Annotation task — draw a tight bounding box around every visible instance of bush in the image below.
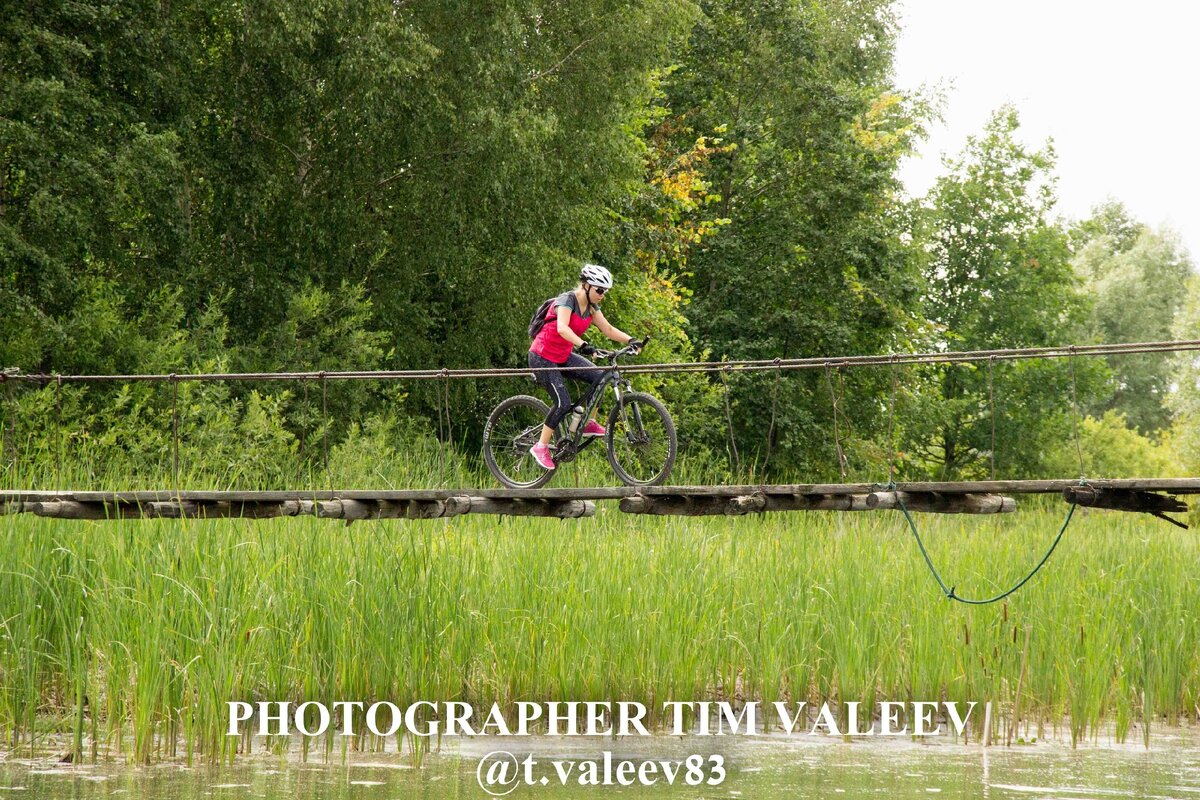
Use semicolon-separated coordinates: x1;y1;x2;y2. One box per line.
1047;410;1176;479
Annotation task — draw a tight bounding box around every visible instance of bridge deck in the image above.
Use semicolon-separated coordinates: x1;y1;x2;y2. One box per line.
4;477;1200;504
0;479;1194;522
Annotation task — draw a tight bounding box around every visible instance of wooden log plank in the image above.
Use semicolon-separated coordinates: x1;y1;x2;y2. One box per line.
620;493;877;516
143;500;300;519
297;499;380;520
327;499;376;521
1063;486;1188;514
620;495;713;516
13;481;1200;521
145;501;199;519
224;500;300;519
768;493;872;512
374;500;409;519
866;491;1016;514
407;499;454;519
177;500;232;519
728;494;767;515
461;497;594;518
29;500;109;520
444;497;474;517
28;499;301;520
739;493;877;513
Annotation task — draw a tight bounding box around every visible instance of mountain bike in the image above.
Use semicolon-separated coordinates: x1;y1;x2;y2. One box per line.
483;340;676;488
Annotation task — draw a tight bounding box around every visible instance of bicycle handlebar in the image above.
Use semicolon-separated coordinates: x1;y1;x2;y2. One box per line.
591;336;650;362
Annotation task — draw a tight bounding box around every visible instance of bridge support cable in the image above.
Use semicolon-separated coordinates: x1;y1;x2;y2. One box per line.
894;489;1078;605
5;339;1200;385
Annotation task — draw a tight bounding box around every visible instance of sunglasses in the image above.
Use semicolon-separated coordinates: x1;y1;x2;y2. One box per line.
590;285;608;295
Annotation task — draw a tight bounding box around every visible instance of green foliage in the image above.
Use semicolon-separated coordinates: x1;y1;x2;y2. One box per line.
1072;216;1194;434
0;280;392;487
1167;274;1200;474
1069;198;1144;253
247;280;392;452
326;413;476;489
651;0;928;475
907;107;1103;478
1;1;1186;486
0;0;184;368
5;374;299;489
1047;410;1176;479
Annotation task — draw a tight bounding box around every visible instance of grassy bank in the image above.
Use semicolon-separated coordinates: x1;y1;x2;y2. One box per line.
1;498;1198;763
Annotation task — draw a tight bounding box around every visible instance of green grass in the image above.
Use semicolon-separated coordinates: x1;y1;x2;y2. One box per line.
2;489;1198;763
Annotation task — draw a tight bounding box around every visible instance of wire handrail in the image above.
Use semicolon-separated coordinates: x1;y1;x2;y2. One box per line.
2;338;1199;384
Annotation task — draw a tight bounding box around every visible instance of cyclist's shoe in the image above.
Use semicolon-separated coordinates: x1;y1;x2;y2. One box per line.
530;442;556;470
582;420;606;438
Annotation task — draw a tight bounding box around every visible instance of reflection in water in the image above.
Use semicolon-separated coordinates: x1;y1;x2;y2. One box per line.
1;731;1199;799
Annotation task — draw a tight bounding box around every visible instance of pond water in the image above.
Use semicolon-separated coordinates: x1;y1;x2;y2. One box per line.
2;730;1199;799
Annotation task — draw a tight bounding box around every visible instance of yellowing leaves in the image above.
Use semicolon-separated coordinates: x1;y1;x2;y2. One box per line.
852;91;917;154
634;131;735;276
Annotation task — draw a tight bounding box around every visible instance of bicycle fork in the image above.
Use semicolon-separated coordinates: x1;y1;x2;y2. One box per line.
612;379;648;443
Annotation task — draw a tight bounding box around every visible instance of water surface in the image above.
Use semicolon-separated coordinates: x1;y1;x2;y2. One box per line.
2;730;1199;799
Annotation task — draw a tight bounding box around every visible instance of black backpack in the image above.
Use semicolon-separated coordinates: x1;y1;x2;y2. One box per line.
527;297;555;338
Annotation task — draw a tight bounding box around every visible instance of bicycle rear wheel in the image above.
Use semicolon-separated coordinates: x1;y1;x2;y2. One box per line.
605;392;676;486
483;395;555;489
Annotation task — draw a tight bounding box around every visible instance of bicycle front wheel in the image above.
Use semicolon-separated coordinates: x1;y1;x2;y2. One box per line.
605;392;676;486
483;394;554;489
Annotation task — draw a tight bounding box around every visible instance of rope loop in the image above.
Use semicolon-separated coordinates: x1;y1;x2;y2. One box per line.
896;492;1077;605
987;356;997;480
1067;348;1085;479
320;372;330;484
763;360;783;474
824;363;847;480
719;361;741;474
54;374;63;489
170;375;180;487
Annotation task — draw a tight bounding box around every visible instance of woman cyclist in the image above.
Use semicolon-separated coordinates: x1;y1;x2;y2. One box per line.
528;263;641;470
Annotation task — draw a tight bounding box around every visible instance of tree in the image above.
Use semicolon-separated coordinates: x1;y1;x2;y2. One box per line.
1072;213;1194;434
655;0;927;476
0;0;185;370
2;0;705;440
1167;273;1200;473
911;107;1099;478
1069;198;1143;254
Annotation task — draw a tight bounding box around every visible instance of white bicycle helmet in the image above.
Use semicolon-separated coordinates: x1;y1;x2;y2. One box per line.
580;263;614;289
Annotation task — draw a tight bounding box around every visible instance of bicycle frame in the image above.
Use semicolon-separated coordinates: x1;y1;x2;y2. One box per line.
551;349;636;461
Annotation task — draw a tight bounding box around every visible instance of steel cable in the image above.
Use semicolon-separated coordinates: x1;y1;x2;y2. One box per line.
6;338;1200;384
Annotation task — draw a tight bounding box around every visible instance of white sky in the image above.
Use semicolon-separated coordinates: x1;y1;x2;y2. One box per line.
892;0;1200;261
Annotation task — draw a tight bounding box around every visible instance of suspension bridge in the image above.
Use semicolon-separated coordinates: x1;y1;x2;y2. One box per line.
0;478;1196;525
2;338;1199;528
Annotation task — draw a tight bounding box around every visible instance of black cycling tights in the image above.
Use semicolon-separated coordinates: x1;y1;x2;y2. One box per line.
527;351;606;429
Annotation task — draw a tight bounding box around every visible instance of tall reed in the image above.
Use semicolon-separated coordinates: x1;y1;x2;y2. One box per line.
2;495;1197;761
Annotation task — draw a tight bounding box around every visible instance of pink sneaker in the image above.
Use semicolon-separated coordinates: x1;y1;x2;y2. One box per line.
530;442;556;470
582;420;606;437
